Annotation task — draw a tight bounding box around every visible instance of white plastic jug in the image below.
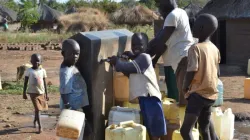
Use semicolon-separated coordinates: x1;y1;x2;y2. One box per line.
211;107;223;137
211;107;235;140
106;120;146;140
108;106;141;125
220;108;235;140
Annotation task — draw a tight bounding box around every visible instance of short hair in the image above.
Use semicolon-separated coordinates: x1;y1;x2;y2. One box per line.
132;32;149;51
61;39;80;53
31;53;42;60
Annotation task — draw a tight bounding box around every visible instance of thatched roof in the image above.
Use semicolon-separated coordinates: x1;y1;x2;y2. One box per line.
110;5;160;26
184;3;202;19
0;5;17;22
198;0;250;19
58;7;109;32
38;4;62;22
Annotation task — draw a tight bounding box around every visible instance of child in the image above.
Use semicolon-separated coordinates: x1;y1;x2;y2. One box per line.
109;33;167;140
180;14;220;139
23;54;48;133
59;39;92;136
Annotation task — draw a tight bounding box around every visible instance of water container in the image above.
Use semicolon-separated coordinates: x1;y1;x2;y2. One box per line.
244;78;250;99
56;109;85;139
113;72;129;101
163;123;180;140
220;108;235;140
213;79;224;106
211;107;223;137
179;106;186;126
105;121;146;140
123;101;140;110
162;98;180;124
108;106;141;126
247;59;250;75
172;129;199;140
211;107;235;140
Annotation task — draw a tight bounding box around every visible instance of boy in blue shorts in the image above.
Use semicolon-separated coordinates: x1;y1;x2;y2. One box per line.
109;33;167;140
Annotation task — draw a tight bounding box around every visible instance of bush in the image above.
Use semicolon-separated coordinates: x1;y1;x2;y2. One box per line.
92;0;121;14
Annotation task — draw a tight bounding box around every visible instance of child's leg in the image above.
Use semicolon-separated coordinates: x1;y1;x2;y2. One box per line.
33;111;37;128
197;105;213;140
180;113;198;140
35;110;42;133
139;96;167;140
164;66;179;101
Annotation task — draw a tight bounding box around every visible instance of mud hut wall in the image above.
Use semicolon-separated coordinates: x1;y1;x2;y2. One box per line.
226;19;250;66
71;29;133;140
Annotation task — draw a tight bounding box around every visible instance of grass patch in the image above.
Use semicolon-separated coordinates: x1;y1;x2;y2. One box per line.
0;25;154;43
0;82;59;95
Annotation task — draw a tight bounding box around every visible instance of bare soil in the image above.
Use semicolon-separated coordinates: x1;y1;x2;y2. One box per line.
0;50;250;139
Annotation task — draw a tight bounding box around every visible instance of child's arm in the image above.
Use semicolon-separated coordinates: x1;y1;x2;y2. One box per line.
59;68;71;109
23;77;28;99
183;45;198;93
43;78;49;101
110;54;151;75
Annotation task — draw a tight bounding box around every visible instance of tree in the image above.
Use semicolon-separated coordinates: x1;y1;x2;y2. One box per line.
3;0;19;12
19;0;40;29
140;0;156;9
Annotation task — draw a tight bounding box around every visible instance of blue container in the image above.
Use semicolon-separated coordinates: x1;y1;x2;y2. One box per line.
213;79;223;106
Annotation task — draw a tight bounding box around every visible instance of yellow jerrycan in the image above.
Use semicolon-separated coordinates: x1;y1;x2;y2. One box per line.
244;78;250;99
123;101;140;110
162;98;180;124
172;129;199;140
113;71;129;102
56;109;85;140
105;120;147;140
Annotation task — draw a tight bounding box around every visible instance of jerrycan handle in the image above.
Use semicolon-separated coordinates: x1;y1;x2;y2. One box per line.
163;98;176;103
119;120;134;127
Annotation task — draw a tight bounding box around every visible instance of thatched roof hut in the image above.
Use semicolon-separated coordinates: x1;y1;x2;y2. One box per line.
111;5;160;26
0;5;17;22
58;7;109;33
184;3;202;19
199;0;250;65
198;0;250;20
38;4;62;22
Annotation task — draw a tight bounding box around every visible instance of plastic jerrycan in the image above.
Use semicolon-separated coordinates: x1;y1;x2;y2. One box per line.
56;109;85;140
113;71;129;102
244;78;250;99
162;98;180;124
220;108;235;140
123;101;140;110
214;79;224;106
172;129;199;140
211;107;223;137
105;120;147;140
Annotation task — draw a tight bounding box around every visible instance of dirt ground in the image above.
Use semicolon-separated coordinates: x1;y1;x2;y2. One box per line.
0;50;250;139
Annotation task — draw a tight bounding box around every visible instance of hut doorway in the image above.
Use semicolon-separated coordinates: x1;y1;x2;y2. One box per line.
219;20;226;64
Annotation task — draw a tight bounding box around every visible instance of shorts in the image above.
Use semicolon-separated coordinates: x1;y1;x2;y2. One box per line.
186;93;215;116
29;93;48;111
139;96;167;137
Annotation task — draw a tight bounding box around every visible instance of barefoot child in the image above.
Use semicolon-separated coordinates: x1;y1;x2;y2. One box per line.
59;39;92;137
23;54;48;133
109;33;167;140
180;14;220;139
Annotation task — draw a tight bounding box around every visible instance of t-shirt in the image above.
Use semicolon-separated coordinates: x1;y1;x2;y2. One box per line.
59;65;89;109
186;41;221;100
25;68;47;94
115;53;162;102
162;8;194;72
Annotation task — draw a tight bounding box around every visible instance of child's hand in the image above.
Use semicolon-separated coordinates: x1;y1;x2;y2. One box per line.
109;56;118;65
23;94;28;100
45;95;49;101
122;51;134;59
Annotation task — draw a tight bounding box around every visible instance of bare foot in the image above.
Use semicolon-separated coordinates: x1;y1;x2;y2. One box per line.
38;127;43;134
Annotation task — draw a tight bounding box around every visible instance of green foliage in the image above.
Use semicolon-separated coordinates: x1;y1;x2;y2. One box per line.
4;0;19;12
139;0;156;9
19;0;40;28
0;82;58;95
121;0;138;7
93;0;121;13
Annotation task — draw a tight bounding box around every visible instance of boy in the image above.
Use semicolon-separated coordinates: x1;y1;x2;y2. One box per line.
23;54;48;133
59;39;92;136
109;33;166;140
180;14;220;140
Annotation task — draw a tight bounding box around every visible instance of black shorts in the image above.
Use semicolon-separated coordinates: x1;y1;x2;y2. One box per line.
186;93;215;116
